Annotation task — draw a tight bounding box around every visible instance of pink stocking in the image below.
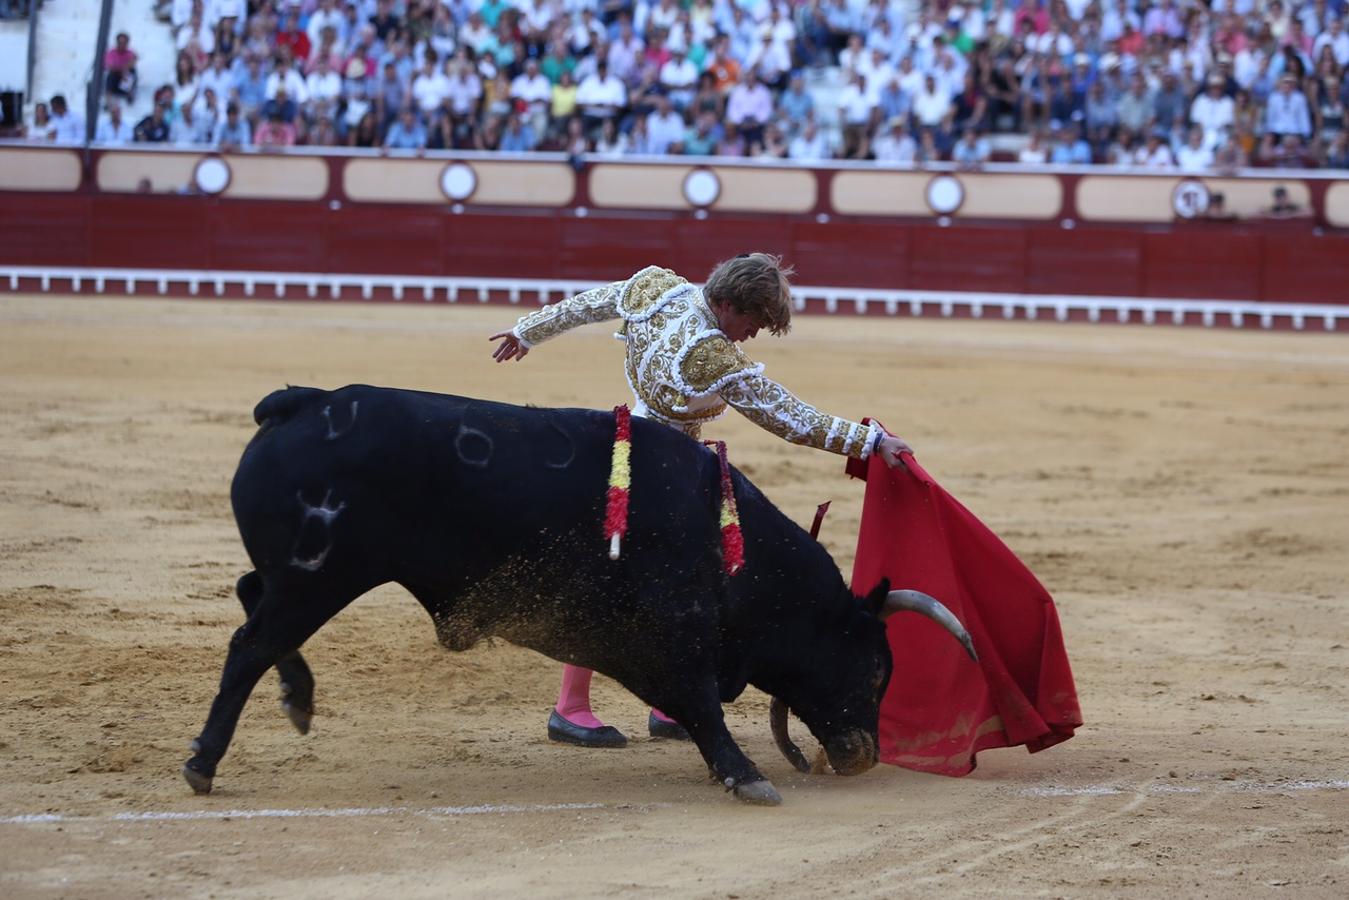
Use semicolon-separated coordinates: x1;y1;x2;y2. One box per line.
650;708;678;724
555;665;606;729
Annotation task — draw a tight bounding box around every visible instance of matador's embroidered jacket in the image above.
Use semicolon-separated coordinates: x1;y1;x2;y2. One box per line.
510;265;882;459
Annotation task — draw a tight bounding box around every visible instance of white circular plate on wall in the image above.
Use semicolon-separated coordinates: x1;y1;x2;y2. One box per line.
682;168;721;208
925;175;964;215
194;157;231;195
1171;179;1211;219
440;162;478;202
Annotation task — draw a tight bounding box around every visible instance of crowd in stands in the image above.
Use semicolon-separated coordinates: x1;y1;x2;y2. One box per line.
19;0;1349;169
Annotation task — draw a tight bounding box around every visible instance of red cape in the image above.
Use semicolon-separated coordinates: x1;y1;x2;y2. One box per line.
845;449;1082;776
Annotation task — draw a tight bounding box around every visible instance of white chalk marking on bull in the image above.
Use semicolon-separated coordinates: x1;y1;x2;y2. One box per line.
321;400;359;441
290;489;347;571
454;423;494;467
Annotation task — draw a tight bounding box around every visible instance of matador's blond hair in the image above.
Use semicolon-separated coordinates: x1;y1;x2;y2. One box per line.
704;252;794;336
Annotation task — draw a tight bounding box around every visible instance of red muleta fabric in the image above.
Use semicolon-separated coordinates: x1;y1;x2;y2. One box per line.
845;442;1082;776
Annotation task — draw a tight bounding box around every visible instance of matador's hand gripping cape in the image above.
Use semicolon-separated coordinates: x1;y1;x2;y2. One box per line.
846;445;1082;776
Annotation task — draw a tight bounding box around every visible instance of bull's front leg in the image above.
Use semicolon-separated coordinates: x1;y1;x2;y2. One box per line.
665;688;782;806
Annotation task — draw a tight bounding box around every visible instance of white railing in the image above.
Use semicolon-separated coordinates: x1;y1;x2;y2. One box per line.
3;265;1346;331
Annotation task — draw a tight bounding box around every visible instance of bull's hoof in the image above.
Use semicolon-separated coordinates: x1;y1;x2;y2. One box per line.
732;779;782;806
647;711;691;741
182;763;213;795
281;700;312;735
547;710;627;748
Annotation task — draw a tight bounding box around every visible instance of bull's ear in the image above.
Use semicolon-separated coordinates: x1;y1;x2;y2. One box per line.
861;578;891;617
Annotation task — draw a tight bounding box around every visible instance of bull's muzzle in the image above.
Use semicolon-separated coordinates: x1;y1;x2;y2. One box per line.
824;730;878;776
770;698;878;776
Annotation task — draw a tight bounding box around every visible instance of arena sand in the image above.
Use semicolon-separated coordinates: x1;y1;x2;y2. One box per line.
1;293;1346;899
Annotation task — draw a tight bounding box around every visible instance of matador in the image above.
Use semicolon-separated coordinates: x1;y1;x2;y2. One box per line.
490;253;911;747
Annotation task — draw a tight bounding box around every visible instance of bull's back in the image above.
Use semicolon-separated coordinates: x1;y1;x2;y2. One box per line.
229;385;715;586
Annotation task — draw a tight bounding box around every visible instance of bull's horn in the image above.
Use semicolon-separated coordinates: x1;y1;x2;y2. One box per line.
769;697;813;773
882;590;978;662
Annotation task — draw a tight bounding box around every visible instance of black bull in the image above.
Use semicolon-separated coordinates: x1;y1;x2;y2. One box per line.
184;385;973;805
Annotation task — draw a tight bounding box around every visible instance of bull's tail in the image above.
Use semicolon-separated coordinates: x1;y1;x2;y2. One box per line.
252;386;328;428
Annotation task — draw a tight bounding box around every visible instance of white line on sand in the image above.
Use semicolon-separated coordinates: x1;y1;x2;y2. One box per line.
0;801;631;827
1019;779;1349;798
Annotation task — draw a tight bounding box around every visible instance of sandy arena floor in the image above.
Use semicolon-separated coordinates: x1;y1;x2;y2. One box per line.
0;293;1346;898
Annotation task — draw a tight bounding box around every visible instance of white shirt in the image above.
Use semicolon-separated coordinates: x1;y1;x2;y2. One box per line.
576;74;626;112
510;72;553;108
1189;93;1234;137
659;58;698;91
306;70;343;104
873;132;918;163
95;117;134;145
50;111;85;144
647;111;686;153
446;74;483;116
912;87;951;127
789;130;831;161
1133;144;1175;168
412;71;450;113
838;83;873;125
1176;143;1214;173
266;68;309;103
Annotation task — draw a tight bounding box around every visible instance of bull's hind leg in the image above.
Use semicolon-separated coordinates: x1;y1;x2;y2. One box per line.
236;571;315;734
184;579;350;794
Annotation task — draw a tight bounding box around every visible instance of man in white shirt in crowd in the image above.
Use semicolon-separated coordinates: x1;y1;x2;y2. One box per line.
606;19;645;86
1175;125;1215;172
911;74;951;129
305;56;343;117
646;92;687;153
576;59;627;133
48;95;85;145
1265;73;1312;140
788;118;831;162
95;102;133;145
266;58;309;104
414;56;454;123
1190;74;1234;148
171;102;213;146
199;53;234;104
307;0;347;51
1133;129;1176;168
511;57;553;137
873;117;918;163
659;46;698;110
445;61;483;123
1314;17;1349;67
746;32;791;90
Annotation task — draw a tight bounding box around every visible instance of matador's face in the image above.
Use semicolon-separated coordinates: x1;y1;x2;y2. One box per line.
712;302;762;343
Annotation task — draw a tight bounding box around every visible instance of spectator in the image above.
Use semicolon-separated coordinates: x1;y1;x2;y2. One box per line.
199;53;232;106
1262;185;1304;217
133;102;171;143
777;73;815;135
646;92;686;153
306;56;343;119
1134;130;1176;169
383;107;427;150
104;32;139;105
25;102;54;142
266;57;308;104
348;110;381;148
1266;73;1313;140
1324;131;1349;168
511;58;553;138
214;103;252;150
660;47;698;110
912;74;952;129
952;126;991;168
594;118;629;156
233;55;269;121
576;60;626;134
1116;73;1155;135
837;70;872;157
255;107;298;149
171;102;211;146
48;95;85;145
499;114;539;152
95;103;134;145
681;112;718;155
873;118;918;164
1176;126;1215;172
788;117;832;162
276;10;311;65
725;69;773;148
1018;130;1049;163
1191;74;1236;147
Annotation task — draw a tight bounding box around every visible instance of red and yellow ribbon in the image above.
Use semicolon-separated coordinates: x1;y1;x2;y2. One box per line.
605;404;631;559
706;440;744;576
